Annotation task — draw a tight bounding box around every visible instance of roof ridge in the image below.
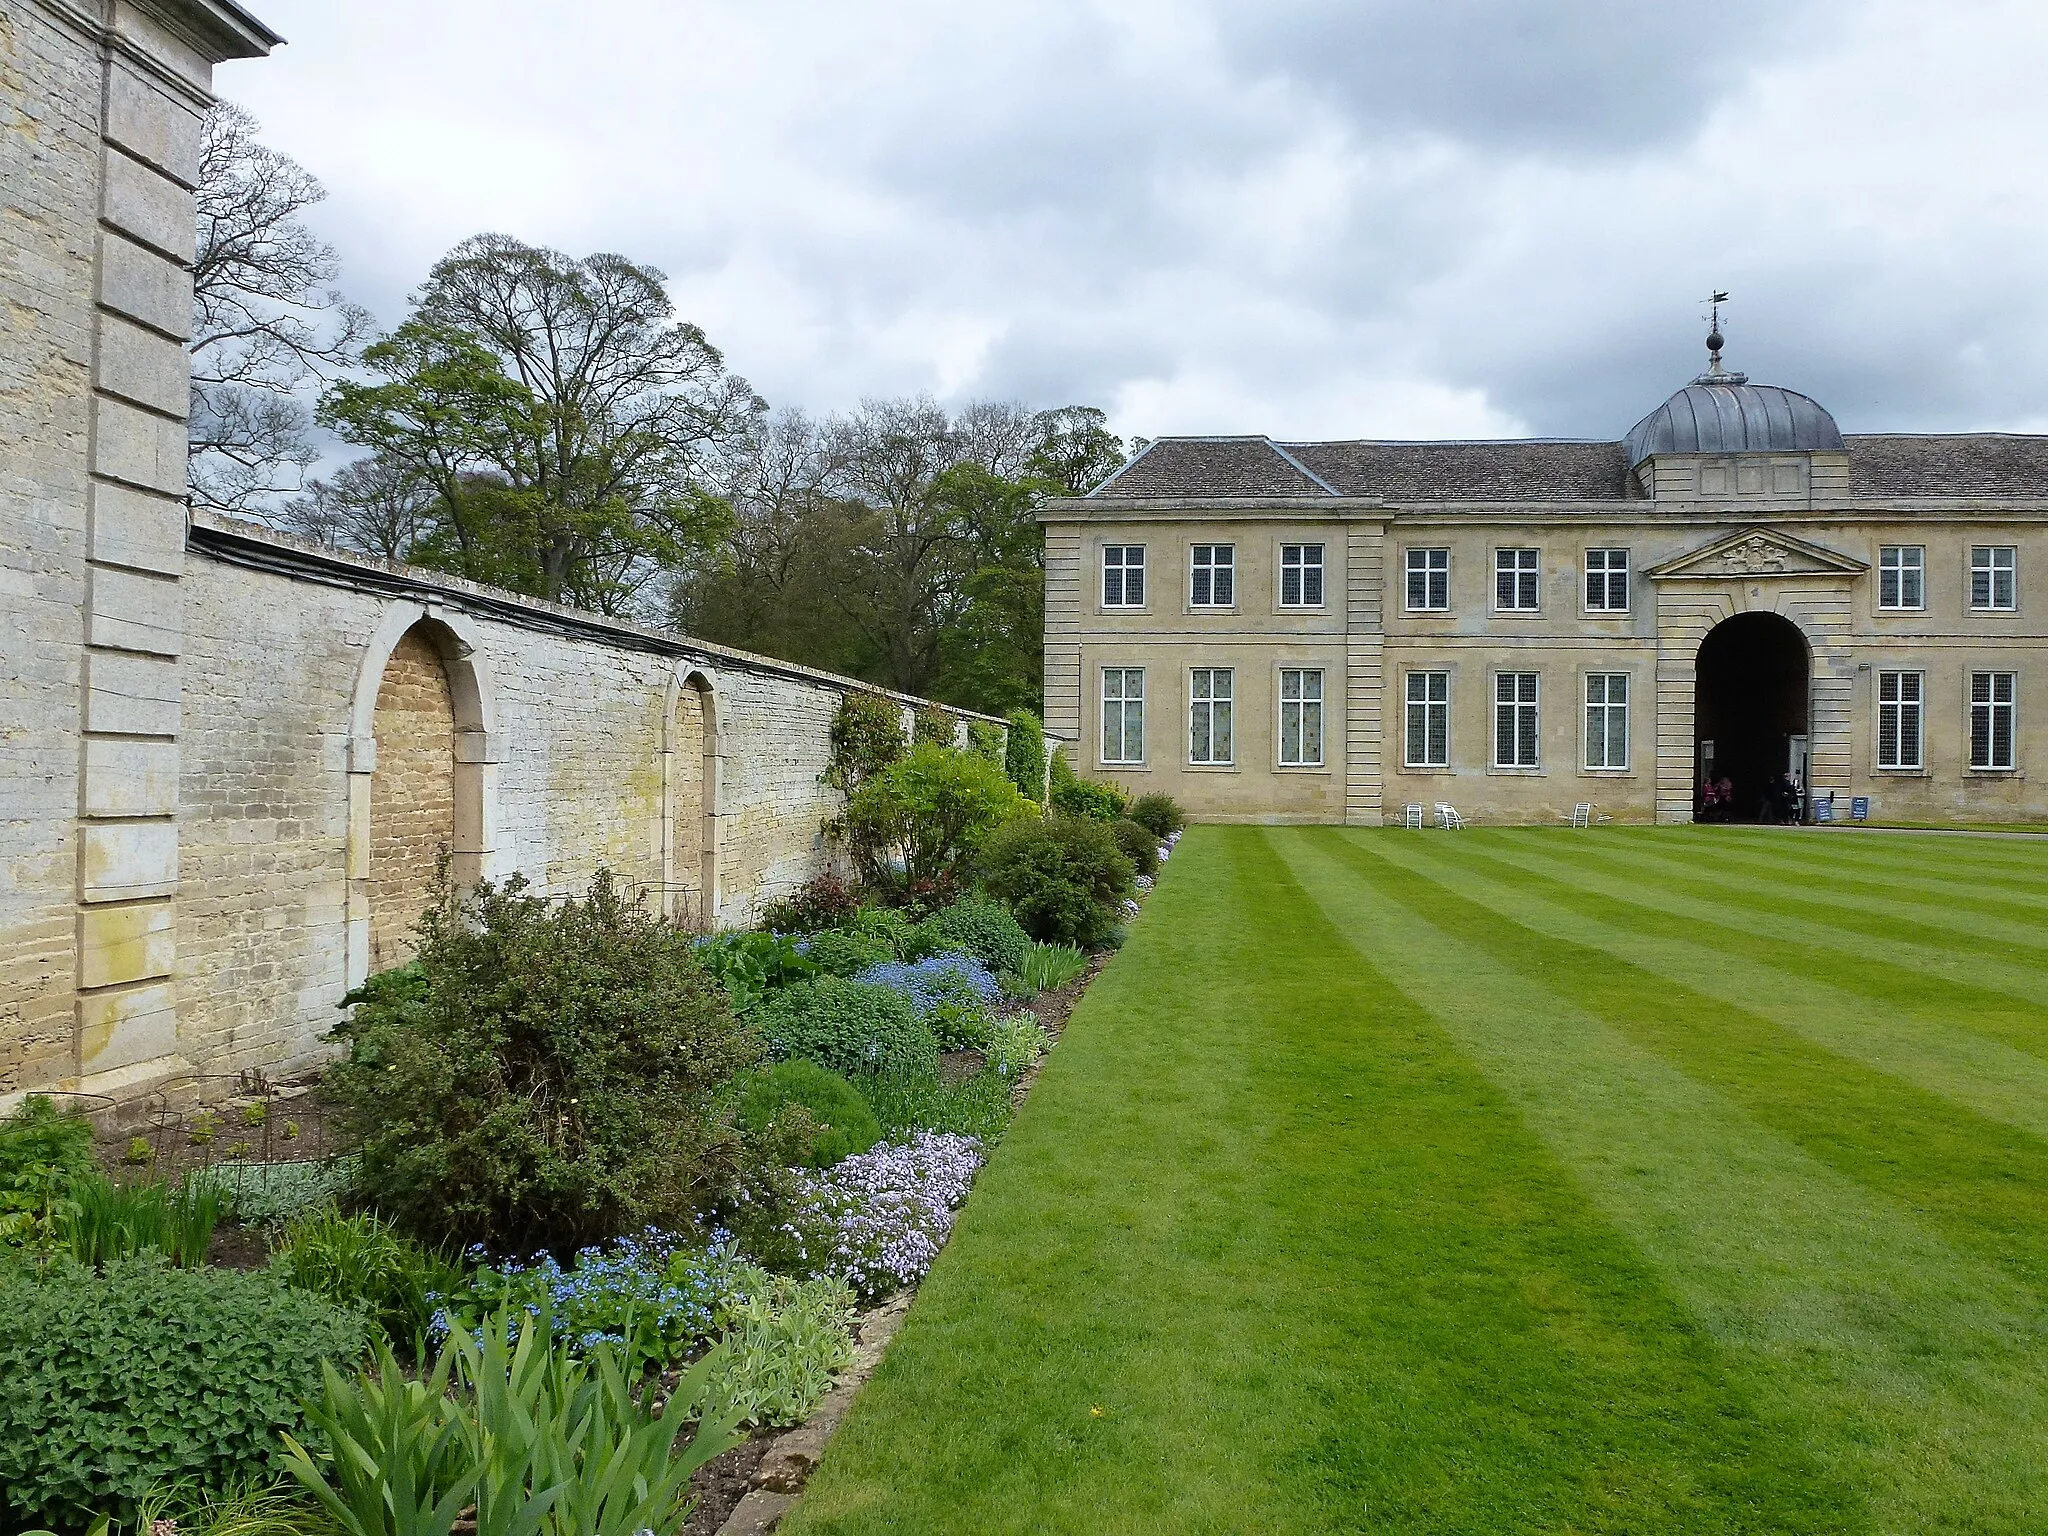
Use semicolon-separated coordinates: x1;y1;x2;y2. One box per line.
1262;440;1340;495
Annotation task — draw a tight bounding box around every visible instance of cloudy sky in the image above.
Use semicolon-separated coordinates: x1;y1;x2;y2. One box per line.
218;0;2048;446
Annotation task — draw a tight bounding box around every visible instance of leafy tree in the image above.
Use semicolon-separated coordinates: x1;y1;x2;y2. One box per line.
188;101;370;513
321;235;759;613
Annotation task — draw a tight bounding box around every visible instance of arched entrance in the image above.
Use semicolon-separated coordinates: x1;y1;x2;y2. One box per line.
368;624;456;968
665;668;721;930
1694;611;1810;823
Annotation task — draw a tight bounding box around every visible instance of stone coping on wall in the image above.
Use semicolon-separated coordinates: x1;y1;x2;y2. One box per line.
186;511;1010;725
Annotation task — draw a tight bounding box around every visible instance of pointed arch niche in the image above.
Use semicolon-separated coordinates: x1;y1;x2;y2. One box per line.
345;603;501;986
663;665;724;930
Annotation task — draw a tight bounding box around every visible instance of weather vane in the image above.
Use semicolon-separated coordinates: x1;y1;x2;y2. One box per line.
1701;290;1730;375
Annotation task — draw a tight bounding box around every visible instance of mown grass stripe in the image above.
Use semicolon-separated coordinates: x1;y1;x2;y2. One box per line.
789;828;1848;1535
1327;830;2048;1301
1382;832;2048;1142
1275;827;2048;1536
1704;827;2048;891
1653;833;2048;928
1496;832;2048;1019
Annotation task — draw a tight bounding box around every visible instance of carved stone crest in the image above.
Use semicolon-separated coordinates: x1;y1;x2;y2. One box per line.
1717;535;1788;574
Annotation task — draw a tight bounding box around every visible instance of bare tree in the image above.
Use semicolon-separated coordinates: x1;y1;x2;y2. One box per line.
276;455;432;563
188;101;370;513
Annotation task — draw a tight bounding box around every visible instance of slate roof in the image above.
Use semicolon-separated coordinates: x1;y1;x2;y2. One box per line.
1845;434;2048;497
1087;431;2048;502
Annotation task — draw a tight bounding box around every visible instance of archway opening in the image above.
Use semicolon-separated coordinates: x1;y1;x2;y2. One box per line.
667;679;716;933
1695;611;1810;823
369;624;456;968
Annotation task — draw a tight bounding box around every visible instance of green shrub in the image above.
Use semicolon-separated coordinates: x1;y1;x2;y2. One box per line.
847;903;917;958
1003;709;1045;803
1016;941;1091;993
326;868;765;1255
824;692;906;791
800;926;897;979
187;1156;360;1230
979;816;1135;947
0;1095;97;1247
0;1256;370;1533
839;742;1037;897
759;871;860;935
703;1274;858;1427
755;976;940;1081
735;1061;882;1168
985;1011;1050;1079
1112;817;1161;879
270;1209;459;1349
911;894;1031;974
62;1174;219;1269
913;705;955;746
855;1066;1015;1145
1048;747;1127;821
965;719;1005;765
1128;792;1187;838
691;929;818;1012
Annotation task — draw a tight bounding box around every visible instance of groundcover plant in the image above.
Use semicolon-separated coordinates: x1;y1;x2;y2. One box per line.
784;825;2048;1535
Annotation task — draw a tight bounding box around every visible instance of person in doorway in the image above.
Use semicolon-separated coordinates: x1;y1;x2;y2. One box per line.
1716;775;1735;821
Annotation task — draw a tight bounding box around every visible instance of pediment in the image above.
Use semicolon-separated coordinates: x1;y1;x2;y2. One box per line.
1646;527;1869;581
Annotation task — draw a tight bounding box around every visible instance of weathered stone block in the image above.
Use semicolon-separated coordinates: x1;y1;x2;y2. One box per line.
87;564;182;655
83;738;180;816
91;394;187;494
99;233;193;339
104;64;204;185
80;900;176;988
97;313;188;416
81;820;179;900
90;479;185;575
79;980;179;1074
102;150;194;262
85;651;181;735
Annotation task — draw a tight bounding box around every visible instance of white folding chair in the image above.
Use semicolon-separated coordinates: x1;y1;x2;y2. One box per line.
1401;802;1425;829
1434;803;1463;830
1569;803;1592;828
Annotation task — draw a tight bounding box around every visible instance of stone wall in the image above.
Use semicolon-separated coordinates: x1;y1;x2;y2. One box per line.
125;515;996;1097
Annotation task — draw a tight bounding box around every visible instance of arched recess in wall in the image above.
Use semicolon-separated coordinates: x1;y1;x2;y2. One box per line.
345;603;500;987
663;665;723;930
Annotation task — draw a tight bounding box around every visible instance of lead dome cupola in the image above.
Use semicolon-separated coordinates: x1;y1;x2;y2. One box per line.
1623;325;1843;467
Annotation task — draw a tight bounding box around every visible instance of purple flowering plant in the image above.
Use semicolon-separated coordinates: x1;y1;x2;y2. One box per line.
855;952;1001;1049
768;1131;985;1299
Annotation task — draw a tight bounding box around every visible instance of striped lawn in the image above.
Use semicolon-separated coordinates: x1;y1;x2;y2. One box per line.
784;826;2048;1535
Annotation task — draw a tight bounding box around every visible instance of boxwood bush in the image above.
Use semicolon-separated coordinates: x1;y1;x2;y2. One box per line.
755;976;940;1081
978;816;1135;947
1128;792;1186;839
911;894;1031;974
0;1257;369;1534
1111;818;1161;879
735;1060;882;1168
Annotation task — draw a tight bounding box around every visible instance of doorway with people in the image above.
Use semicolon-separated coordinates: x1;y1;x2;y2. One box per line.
1694;611;1810;823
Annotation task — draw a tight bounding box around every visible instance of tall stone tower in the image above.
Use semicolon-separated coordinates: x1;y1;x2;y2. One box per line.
1;0;278;1104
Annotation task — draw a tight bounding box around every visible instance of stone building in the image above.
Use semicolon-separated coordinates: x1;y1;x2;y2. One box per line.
0;0;1000;1110
1041;339;2048;826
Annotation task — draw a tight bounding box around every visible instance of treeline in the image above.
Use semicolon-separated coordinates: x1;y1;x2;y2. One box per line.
185;105;1123;715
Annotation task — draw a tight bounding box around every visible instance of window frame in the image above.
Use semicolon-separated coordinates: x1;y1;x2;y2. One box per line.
1493;670;1541;769
1099;666;1145;766
1278;542;1326;610
1970;669;2018;771
1876;669;1925;771
1276;667;1325;768
1189;543;1236;609
1404;670;1450;769
1188;667;1235;765
1494;547;1541;613
1100;544;1147;609
1878;545;1925;612
1583;672;1630;771
1405;547;1451;613
1583;549;1630;614
1971;546;2018;612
